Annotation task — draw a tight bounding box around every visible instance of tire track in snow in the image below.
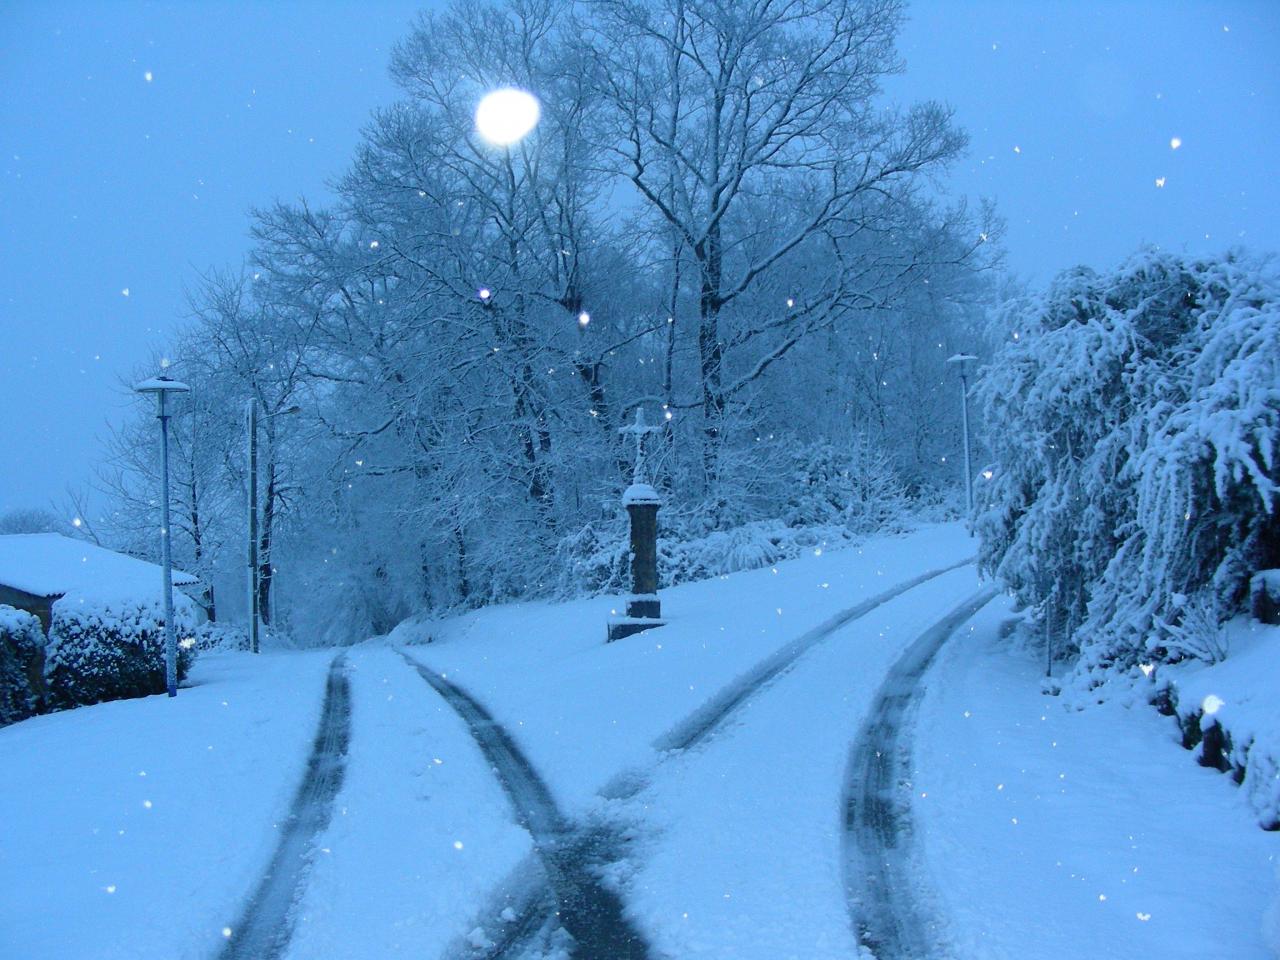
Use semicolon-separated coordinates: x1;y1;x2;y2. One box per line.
401;654;653;960
651;556;975;756
841;587;998;960
220;653;351;960
409;557;973;956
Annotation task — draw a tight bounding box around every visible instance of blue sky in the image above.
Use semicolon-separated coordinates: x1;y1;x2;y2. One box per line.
1;0;1277;513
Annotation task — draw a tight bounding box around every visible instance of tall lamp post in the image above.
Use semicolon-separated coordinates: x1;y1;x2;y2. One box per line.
135;375;191;697
246;398;300;654
946;354;978;513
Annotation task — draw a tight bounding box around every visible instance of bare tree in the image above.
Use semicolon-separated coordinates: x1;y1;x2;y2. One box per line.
590;0;972;481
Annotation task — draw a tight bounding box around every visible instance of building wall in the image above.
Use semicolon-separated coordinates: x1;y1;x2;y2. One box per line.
0;585;55;635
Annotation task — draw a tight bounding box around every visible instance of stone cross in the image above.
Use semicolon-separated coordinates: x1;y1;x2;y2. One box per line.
619;407;662;485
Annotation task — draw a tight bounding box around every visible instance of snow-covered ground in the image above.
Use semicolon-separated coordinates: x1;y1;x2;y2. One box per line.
282;646;533;960
914;598;1280;959
0;650;334;960
392;522;977;813
2;521;1275;959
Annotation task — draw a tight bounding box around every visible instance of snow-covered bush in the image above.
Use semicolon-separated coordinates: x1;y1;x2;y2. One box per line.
191;620;250;653
976;249;1280;685
44;593;198;708
557;515;861;597
780;435;911;533
0;605;45;726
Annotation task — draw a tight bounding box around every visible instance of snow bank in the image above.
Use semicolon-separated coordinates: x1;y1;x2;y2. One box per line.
1157;618;1280;829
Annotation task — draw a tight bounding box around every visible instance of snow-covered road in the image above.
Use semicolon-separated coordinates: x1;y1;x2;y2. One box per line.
222;653;351;960
2;523;1275;959
842;588;999;958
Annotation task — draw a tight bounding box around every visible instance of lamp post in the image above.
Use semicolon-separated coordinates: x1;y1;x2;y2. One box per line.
246;398;300;654
946;354;978;513
135;375;191;697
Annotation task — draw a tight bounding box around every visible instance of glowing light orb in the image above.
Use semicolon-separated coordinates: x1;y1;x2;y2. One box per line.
1170;137;1182;150
1202;693;1225;715
577;311;590;326
475;88;541;145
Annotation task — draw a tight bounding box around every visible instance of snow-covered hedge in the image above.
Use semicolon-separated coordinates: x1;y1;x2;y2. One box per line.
191;620;250;653
0;605;45;726
557;433;912;597
560;518;873;596
44;593;198;708
975;250;1280;687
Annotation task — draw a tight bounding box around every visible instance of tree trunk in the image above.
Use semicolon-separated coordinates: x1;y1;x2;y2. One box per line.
257;458;276;627
697;220;725;486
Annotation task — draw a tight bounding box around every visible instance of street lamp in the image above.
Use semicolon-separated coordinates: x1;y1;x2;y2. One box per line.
246;398;300;654
946;354;979;513
134;375;191;697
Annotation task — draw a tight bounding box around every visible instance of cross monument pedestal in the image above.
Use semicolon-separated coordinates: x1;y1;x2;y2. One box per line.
608;409;667;643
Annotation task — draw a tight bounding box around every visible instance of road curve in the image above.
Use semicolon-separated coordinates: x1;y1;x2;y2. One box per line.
220;652;351;960
401;653;653;960
841;587;998;960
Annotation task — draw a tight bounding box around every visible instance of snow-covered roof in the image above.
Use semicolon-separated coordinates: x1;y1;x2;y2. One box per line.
0;534;199;600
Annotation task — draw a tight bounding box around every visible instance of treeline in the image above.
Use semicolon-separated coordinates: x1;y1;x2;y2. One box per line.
96;0;994;642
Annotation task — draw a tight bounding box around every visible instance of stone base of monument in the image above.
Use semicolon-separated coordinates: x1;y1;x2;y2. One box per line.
607;593;664;641
625;593;660;618
607;615;668;643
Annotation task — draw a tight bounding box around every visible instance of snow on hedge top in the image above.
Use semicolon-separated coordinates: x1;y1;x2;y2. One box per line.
0;534;198;600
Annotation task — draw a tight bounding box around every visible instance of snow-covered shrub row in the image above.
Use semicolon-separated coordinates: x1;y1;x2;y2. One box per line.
0;605;45;726
976;249;1280;687
44;593;198;709
558;435;912;596
191;620;250;652
559;516;863;596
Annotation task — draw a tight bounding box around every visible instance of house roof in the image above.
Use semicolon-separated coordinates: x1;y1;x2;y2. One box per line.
0;534;199;600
